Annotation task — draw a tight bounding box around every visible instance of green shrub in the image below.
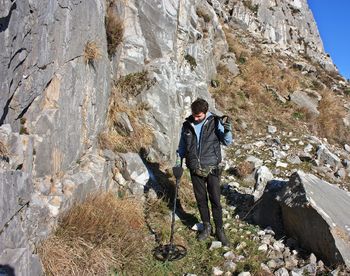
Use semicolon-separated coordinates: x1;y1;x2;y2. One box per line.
196;7;211;23
185;54;197;71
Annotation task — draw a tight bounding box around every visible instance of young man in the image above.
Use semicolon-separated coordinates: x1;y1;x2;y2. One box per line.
177;98;233;245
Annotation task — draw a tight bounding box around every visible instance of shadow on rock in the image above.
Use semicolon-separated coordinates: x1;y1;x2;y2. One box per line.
0;265;15;276
223;180;287;239
140;149;199;230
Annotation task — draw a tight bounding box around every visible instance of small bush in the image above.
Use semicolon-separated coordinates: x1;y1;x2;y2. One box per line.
235;161;255;178
83;40;101;65
105;7;124;57
243;0;259;14
99;72;155;153
0;140;9;159
39;192;149;275
116;71;154;97
196;7;211;23
292;111;305;120
184;54;197;71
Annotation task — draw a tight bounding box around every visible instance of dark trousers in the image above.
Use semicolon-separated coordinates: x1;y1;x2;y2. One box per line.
190;171;223;229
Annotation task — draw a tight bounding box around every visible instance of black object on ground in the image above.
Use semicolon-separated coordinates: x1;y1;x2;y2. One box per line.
153;166;187;261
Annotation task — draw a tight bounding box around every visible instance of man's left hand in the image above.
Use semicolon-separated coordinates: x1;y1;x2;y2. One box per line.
221;116;232;133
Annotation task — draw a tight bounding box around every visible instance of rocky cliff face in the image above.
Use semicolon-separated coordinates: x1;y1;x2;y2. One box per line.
220;0;335;71
0;0;344;274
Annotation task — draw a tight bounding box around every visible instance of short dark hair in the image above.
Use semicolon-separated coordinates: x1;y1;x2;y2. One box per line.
191;98;208;114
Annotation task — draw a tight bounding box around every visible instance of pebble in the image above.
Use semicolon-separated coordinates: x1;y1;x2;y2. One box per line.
223;251;236;260
258;244;268;252
224;261;237;272
237;272;251;276
274;267;289;276
268;125;277;134
212;267;224;275
210;241;222;250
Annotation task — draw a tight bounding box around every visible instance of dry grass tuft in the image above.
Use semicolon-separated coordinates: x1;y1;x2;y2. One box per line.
312;90;349;144
99;72;155;153
39;192;149;275
116;71;154;97
83;40;101;65
196;6;211;23
235;161;255;178
105;6;124;57
0;140;9;158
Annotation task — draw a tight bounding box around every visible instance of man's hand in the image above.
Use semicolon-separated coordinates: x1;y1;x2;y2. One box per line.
221;116;232;133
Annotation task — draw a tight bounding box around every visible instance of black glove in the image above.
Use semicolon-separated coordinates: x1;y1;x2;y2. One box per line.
221;116;232;133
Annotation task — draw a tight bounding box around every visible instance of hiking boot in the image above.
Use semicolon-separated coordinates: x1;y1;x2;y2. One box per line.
216;227;230;246
197;222;211;241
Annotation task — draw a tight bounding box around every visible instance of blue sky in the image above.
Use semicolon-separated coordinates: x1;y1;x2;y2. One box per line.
307;1;350;80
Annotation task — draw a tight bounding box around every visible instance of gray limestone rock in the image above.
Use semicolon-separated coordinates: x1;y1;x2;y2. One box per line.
119;152;149;196
289;90;322;115
316;145;341;169
274;267;289;276
278;171;350;267
253;166;273;201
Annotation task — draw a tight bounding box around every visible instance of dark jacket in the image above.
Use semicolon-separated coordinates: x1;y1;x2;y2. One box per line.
180;113;230;170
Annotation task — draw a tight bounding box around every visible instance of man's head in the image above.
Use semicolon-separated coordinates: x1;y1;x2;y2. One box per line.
191;98;208;123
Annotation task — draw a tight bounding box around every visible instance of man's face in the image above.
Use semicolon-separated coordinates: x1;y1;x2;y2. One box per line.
192;112;206;124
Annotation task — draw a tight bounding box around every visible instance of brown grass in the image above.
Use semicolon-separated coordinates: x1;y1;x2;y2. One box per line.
83;40;101;65
235;161;255;178
116;71;154;97
311;90;349;144
99;72;155;153
39;192;149;275
0;139;9;158
196;6;211;23
105;6;124;57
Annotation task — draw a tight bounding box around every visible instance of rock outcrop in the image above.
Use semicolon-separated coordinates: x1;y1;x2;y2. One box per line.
0;0;346;273
279;171;350;267
252;171;350;267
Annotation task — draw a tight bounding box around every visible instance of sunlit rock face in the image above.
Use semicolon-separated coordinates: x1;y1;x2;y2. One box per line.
0;0;340;273
219;0;336;71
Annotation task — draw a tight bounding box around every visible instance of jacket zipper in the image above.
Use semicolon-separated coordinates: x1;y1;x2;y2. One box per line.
198;118;210;168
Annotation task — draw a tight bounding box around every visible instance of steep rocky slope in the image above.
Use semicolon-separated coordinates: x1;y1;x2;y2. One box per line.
0;0;349;274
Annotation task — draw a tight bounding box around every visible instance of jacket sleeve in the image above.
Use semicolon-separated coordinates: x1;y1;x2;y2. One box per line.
177;126;186;158
217;120;233;146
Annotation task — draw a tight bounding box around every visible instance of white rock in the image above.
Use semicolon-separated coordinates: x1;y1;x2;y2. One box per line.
258;244;268;252
268;125;277;134
273;240;285;251
212;267;224;275
210;241;222;250
274;267;289;276
238;272;251;276
304;144;313;153
224;261;237;272
223;251;236;260
236;241;247;250
253;141;266;148
282;144;290;150
276;160;288;168
344;144;350;153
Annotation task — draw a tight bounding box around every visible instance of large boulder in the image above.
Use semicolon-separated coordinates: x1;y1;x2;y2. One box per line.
289;89;322;115
278;171;350;267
